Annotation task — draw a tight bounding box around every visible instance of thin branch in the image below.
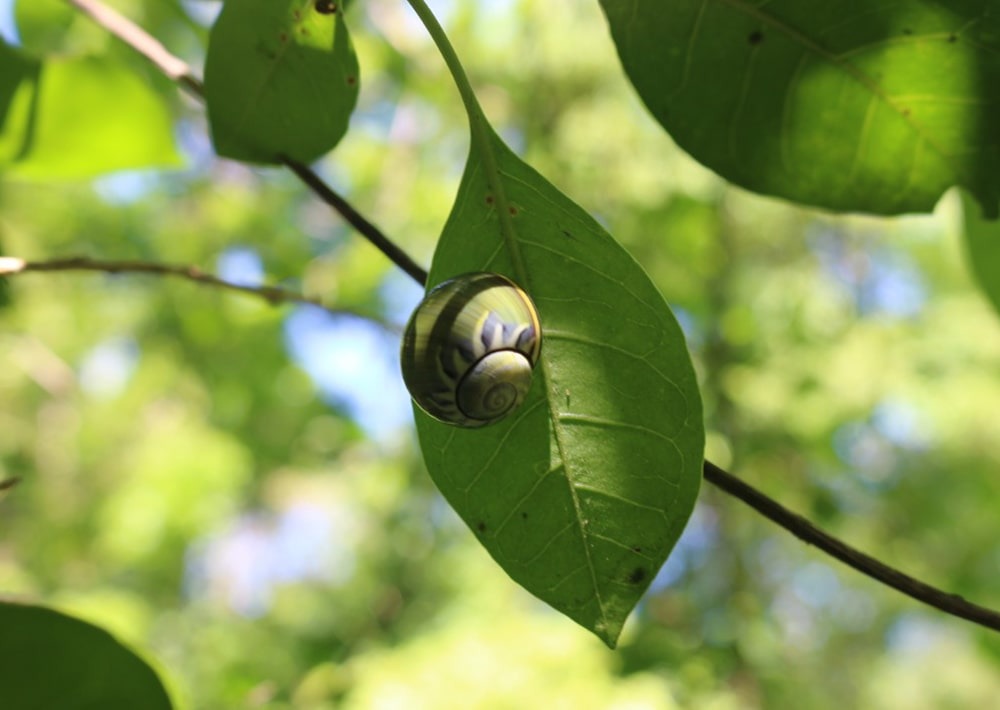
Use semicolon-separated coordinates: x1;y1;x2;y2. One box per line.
65;0;203;97
704;460;1000;632
64;0;428;286
0;477;22;493
281;158;428;285
0;257;392;329
62;0;1000;636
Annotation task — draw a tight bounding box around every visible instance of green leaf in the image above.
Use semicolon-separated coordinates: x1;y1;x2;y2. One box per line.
961;189;1000;317
415;128;704;648
14;0;77;57
204;0;360;164
0;601;173;709
599;0;1000;217
0;48;181;178
0;41;38;166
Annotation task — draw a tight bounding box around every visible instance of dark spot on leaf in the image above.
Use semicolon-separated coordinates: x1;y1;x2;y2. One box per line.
315;0;338;13
300;27;310;36
631;546;642;554
948;33;957;43
278;32;288;43
902;27;913;35
293;9;301;20
476;521;487;533
748;30;763;45
508;206;518;216
521;511;528;520
0;477;21;491
485;195;494;205
628;567;647;584
902;108;911;117
347;76;357;86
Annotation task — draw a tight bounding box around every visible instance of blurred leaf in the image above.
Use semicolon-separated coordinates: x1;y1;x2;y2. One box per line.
599;0;1000;216
961;189;1000;318
14;0;76;56
415;127;704;648
204;0;360;164
1;53;181;178
0;41;38;165
0;601;173;709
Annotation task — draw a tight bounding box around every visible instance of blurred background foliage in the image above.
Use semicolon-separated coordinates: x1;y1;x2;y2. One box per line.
1;0;999;708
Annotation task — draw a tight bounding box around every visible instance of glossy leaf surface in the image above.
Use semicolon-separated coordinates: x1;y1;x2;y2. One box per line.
204;0;359;164
414;128;704;647
600;0;1000;217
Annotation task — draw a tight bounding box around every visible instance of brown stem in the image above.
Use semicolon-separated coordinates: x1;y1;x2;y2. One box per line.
703;460;1000;632
0;256;392;328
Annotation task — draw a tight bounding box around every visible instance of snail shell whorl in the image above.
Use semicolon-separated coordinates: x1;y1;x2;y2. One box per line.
401;272;541;428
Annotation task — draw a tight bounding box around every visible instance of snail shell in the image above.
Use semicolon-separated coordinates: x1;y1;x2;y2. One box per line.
401;272;542;428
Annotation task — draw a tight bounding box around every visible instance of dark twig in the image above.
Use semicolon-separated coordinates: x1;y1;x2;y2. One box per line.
281;158;428;285
0;257;391;328
64;0;427;287
704;460;1000;632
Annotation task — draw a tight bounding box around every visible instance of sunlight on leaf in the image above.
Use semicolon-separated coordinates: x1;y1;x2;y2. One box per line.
600;0;1000;216
0;48;180;178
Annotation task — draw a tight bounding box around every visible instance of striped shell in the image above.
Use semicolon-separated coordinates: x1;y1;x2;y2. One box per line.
401;272;542;427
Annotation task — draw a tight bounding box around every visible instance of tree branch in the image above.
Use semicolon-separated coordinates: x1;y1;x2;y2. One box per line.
0;477;21;493
63;0;428;287
281;157;428;285
704;460;1000;632
0;256;392;328
62;0;1000;636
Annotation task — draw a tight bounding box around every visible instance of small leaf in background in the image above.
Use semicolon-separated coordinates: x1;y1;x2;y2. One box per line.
414;128;704;648
0;51;181;179
0;601;173;709
599;0;1000;217
204;0;360;164
14;0;77;57
961;189;1000;317
0;40;39;166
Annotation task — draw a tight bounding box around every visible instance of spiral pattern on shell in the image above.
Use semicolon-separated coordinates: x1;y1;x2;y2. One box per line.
401;272;541;428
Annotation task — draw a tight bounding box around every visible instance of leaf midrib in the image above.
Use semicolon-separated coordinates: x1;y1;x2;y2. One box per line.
468;123;612;633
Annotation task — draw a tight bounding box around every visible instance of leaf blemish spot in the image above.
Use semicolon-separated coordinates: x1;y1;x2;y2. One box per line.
521;512;528;520
508;206;518;216
315;0;338;13
628;568;647;584
476;521;487;533
903;27;913;35
347;76;357;86
485;195;494;205
948;33;957;43
748;30;763;45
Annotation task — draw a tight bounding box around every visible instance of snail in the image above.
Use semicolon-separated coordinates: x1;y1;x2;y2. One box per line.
401;272;542;428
